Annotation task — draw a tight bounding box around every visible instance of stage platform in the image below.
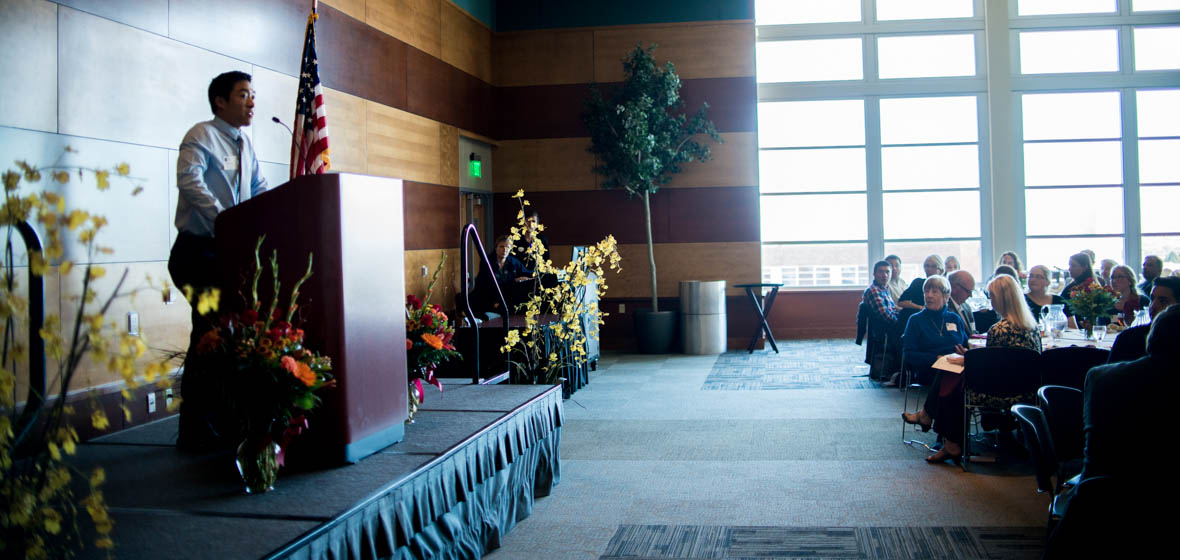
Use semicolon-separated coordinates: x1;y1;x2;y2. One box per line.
78;383;563;559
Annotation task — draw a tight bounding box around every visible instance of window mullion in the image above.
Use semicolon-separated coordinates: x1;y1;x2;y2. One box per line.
866;97;885;264
1122;87;1142;268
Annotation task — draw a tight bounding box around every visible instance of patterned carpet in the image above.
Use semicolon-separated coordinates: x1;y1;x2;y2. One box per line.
600;524;1043;560
703;340;875;390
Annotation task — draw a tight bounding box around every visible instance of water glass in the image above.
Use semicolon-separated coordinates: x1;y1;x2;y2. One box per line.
1093;325;1107;342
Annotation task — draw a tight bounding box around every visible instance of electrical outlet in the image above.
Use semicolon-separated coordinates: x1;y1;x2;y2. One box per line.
618;303;625;313
165;388;173;409
127;311;140;336
146;392;156;414
421;265;428;277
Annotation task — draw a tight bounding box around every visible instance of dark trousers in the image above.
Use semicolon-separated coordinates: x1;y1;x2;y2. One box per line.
923;370;965;444
168;233;222;447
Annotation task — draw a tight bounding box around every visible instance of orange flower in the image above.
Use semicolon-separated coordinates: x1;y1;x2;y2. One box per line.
282;355;316;386
421;333;444;350
406;338;413;350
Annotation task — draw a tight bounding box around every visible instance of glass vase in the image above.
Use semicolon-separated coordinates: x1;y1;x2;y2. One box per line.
236;437;280;494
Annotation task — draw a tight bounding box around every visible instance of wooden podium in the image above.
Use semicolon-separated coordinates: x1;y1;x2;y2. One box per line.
215;173;406;464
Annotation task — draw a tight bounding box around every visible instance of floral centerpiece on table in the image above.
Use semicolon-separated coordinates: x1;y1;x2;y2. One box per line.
1067;280;1118;337
404;253;461;421
196;236;333;493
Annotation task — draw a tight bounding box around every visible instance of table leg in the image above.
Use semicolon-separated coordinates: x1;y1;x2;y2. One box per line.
744;288;762;354
761;287;780;353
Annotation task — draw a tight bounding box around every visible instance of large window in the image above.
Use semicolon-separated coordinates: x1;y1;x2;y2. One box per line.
755;0;1180;287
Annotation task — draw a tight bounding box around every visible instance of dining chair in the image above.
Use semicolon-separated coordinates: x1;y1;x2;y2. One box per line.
1041;347;1110;390
961;347;1043;468
1011;404;1069;532
900;345;935;450
1038;385;1084;491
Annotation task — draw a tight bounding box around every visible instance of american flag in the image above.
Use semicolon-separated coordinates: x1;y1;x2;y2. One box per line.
290;9;330;178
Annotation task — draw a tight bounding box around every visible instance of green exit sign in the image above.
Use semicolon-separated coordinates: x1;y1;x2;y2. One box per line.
469;158;482;178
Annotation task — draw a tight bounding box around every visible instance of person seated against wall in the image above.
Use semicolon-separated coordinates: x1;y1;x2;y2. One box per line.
1108;264;1149;324
997;251;1027;286
1139;254;1163;297
1059;252;1097;312
1097;258;1117;287
899;275;969;460
1025;264;1077;329
863;260;901;379
897;254;944;313
885;254;906;302
1107;276;1179;363
944;255;961;274
471;235;533;319
1044;304;1179;559
513;210;551;271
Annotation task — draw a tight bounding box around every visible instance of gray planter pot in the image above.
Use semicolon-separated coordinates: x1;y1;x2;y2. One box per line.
634;309;678;354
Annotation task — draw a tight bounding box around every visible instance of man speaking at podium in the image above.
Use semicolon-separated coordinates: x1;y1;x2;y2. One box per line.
169;71;270;450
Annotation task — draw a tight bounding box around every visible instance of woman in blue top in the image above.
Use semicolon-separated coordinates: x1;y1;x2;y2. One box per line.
900;275;969;463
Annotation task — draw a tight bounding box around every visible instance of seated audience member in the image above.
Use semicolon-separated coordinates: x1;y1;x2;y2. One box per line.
986;274;1043;353
899;275;969;461
1044;304;1179;559
1139;254;1162;297
1098;258;1117;287
997;251;1026;284
1108;264;1149;323
993;264;1018;281
897;255;943;311
944;255;960;274
514;210;552;271
1025;264;1076;328
885;254;906;302
947;269;977;336
471;235;533;319
863;260;899;325
1059;252;1096;313
1107;276;1179;363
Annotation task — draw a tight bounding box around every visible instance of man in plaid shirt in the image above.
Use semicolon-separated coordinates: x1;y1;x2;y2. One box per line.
864;260;899;324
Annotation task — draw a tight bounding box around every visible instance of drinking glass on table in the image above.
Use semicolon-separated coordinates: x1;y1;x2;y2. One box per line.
1093;325;1107;342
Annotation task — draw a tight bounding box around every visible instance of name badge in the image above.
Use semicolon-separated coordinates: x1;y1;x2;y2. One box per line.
946;323;957;332
221;155;238;171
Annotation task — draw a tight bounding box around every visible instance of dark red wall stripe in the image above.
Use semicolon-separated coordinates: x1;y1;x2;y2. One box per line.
404;181;460;250
493;77;756;140
493;186;760;246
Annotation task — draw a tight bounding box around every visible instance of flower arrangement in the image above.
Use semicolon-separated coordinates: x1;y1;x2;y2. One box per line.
3;149;167;558
405;254;460;420
195;236;332;490
499;189;621;384
1067;280;1118;325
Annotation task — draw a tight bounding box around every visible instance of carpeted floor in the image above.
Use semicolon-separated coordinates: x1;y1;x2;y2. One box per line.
485;340;1048;560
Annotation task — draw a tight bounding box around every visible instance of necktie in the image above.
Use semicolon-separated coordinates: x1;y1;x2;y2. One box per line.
236;136;248;205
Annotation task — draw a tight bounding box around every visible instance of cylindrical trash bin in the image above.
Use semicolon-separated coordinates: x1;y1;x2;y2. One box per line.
680;280;726;354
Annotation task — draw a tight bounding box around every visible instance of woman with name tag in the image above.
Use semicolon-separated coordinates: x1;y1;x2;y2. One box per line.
901;276;970;463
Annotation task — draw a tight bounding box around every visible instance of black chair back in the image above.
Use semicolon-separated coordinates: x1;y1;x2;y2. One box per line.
1011;404;1057;494
973;309;999;334
1041;347;1110;390
964;347;1043;398
1038;385;1084;467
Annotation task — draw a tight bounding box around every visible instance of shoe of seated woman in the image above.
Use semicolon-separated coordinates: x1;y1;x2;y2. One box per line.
901;411;932;432
925;445;962;465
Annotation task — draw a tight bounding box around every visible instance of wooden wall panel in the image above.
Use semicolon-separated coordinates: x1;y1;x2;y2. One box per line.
322;87;369;174
494;187;760;246
551;241;760;298
404;248;460;312
367;0;441;58
665;132;757;188
493;29;595;87
441;0;493;84
406;47;494;137
439;123;461;187
366;101;442;184
403;181;460;250
492;138;597;193
593;22;755;82
321;0;367;22
319;5;409;110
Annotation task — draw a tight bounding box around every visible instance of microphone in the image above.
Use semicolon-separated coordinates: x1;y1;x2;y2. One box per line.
272;116;294;138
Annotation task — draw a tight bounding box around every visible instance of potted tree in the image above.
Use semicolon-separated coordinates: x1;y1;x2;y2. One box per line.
582;43;721;353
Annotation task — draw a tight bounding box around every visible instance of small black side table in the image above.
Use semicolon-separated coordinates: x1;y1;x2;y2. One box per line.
735;283;783;354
